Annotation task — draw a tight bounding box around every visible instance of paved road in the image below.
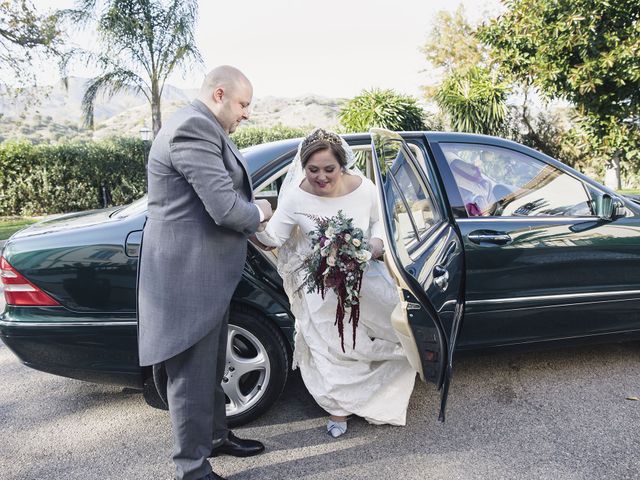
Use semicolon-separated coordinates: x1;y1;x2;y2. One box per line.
1;332;639;480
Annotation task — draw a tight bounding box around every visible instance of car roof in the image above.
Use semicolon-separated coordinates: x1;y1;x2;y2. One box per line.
242;131;515;174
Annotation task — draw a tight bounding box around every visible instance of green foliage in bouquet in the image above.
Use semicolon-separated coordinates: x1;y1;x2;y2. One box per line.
299;210;373;353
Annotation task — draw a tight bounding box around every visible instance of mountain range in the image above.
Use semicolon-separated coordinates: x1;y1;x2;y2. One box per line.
0;77;344;143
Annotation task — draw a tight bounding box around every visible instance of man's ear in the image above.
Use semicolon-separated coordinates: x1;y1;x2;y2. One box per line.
212;87;224;103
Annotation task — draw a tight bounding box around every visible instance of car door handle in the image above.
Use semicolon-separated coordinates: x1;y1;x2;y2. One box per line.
125;230;143;257
433;265;449;292
467;230;512;245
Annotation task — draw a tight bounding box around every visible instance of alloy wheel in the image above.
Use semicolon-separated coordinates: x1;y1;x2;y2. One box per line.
223;324;271;417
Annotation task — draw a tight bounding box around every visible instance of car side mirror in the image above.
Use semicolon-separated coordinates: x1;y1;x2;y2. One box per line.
613;197;627;218
596;194;626;220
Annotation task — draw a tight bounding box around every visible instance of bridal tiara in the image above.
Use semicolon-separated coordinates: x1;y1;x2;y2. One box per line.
301;129;343;150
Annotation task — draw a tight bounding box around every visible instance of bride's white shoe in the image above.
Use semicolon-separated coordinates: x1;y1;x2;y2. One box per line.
327;419;348;438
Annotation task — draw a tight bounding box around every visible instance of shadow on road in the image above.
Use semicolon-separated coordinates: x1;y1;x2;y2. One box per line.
1;337;640;479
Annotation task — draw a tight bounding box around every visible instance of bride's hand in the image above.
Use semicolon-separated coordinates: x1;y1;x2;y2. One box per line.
369;238;385;259
249;233;275;251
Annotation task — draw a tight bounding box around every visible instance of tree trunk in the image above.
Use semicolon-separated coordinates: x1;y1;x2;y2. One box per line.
151;89;162;138
520;85;544;150
604;152;621;190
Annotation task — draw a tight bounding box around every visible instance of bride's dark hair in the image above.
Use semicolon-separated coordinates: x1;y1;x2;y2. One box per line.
300;129;347;169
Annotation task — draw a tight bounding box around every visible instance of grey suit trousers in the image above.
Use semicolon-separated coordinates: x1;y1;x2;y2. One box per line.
164;311;229;480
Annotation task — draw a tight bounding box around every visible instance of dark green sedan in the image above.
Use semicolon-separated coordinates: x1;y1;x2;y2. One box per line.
2;128;640;425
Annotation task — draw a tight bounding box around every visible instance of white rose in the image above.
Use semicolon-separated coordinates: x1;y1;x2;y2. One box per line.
325;227;335;238
327;255;336;266
352;238;362;247
356;250;372;262
344;234;351;241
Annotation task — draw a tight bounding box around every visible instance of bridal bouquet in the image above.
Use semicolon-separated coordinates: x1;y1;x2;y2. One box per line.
298;210;373;352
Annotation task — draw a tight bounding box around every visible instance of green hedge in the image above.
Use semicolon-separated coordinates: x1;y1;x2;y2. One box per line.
0;126;310;216
231;125;309;149
0;137;147;216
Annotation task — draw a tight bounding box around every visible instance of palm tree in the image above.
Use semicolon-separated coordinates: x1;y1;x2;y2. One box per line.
339;88;427;133
77;0;201;136
435;66;509;135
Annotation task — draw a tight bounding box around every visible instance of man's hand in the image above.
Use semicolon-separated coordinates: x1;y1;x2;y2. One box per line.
370;238;385;259
255;199;273;222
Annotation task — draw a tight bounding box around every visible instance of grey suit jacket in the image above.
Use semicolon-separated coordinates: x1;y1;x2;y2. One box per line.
137;99;260;366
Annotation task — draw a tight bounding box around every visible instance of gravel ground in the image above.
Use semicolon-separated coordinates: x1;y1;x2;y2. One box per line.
1;332;639;480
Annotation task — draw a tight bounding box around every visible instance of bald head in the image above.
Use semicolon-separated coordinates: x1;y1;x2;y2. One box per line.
198;65;253;134
199;65;251;99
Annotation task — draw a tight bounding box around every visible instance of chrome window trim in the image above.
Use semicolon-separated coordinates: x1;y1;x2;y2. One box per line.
0;320;137;327
456;216;598;223
466;290;640;306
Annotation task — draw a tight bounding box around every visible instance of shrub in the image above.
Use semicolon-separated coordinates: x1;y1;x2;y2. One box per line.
231;125;310;149
0;137;147;216
0;125;315;216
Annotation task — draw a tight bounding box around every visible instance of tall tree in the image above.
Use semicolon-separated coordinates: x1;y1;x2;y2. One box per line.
420;5;488;78
77;0;201;135
480;0;640;188
0;0;64;87
421;7;508;136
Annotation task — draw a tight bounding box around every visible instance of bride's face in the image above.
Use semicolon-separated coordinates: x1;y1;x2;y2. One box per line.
304;149;343;196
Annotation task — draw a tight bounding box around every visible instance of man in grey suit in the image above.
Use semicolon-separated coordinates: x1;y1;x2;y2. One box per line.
138;66;270;480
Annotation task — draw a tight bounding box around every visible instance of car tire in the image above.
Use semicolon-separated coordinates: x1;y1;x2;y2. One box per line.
144;305;290;427
142;369;167;409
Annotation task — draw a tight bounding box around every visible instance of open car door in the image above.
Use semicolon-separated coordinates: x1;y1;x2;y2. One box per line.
370;128;465;422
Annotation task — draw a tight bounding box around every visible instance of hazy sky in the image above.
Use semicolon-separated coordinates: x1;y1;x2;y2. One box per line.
32;0;503;98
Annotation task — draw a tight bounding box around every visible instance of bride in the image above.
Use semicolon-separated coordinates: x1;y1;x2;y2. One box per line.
255;128;416;437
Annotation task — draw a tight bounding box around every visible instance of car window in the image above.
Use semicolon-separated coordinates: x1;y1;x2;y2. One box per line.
440;143;594;217
382;142;441;250
351;146;373;178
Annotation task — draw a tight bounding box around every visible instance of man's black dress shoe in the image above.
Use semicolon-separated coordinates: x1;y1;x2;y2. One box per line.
200;472;226;480
210;431;265;458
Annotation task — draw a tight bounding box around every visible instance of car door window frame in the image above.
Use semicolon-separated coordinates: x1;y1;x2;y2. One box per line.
405;138;450;217
380;139;445;259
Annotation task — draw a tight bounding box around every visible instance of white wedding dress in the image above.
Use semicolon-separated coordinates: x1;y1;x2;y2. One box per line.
256;176;416;425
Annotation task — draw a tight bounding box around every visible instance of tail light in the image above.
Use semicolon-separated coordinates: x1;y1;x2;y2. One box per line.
1;256;60;306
